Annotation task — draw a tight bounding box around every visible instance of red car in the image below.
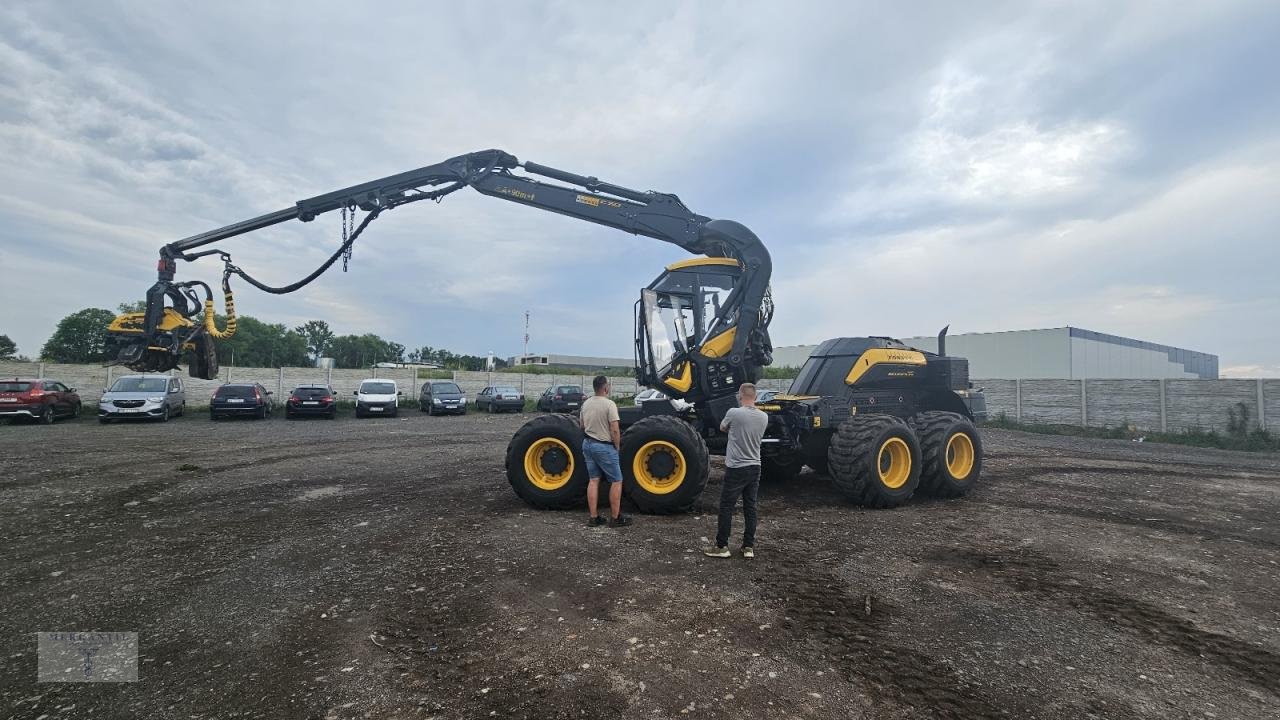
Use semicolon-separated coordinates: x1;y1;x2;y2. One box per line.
0;378;82;425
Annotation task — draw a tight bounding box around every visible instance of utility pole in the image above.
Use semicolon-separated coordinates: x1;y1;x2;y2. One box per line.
522;310;531;364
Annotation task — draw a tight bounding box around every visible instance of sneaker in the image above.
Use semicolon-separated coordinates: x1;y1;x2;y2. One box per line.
587;515;607;527
703;546;731;558
609;514;633;528
741;547;755;559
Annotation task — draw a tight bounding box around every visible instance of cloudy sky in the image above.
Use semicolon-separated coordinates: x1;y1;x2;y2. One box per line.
1;1;1277;374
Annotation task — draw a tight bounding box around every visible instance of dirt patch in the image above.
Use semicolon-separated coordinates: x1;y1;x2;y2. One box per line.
0;417;1277;718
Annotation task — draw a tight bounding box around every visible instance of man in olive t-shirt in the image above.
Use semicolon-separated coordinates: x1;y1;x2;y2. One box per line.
580;375;631;527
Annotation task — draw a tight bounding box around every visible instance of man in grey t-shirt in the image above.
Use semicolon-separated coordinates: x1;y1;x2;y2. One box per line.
704;383;768;558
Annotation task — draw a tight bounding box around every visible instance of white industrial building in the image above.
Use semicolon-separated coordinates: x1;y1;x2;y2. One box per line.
771;327;1217;380
509;353;635;371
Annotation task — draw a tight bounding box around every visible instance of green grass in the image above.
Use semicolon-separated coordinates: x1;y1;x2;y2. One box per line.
759;366;801;380
414;368;455;379
982;412;1280;453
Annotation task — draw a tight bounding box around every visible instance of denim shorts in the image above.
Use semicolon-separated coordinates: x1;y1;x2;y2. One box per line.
582;438;623;482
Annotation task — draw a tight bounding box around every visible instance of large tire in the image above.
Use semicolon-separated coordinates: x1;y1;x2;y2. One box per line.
620;415;709;514
506;414;590;510
39;405;54;425
912;411;983;498
158;405;170;423
761;452;804;483
827;414;922;508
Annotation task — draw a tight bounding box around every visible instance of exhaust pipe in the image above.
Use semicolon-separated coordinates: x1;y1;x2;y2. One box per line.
937;325;949;356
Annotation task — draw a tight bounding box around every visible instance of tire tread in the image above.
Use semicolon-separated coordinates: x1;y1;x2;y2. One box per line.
621;415;709;514
506;413;588;510
911;411;982;498
827;414;920;508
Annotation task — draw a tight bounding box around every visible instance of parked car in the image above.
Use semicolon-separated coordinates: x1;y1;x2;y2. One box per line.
285;384;337;419
476;385;524;413
419;381;467;415
0;378;81;424
98;375;184;423
634;387;692;411
756;389;778;403
354;379;401;418
210;383;274;420
536;384;585;413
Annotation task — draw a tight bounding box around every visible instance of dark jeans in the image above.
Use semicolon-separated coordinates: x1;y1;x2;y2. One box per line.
716;465;760;548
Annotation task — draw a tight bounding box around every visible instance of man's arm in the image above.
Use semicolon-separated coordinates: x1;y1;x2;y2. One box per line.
720;407;734;433
608;402;622;450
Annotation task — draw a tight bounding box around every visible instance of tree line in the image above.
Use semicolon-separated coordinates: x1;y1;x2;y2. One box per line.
6;305;497;371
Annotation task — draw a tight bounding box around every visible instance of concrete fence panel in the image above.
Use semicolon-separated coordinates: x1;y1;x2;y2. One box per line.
0;361;40;379
757;378;792;392
1165;379;1261;433
9;359;1279;434
975;379;1018;419
452;371;638;400
282;367;333;395
1019;380;1083;425
1085;379;1163;430
1263;380;1280;431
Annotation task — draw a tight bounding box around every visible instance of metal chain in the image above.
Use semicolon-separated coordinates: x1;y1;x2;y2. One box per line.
341;205;355;271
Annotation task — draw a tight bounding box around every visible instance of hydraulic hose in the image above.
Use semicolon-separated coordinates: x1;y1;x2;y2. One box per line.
203;274;237;339
226;207;382;294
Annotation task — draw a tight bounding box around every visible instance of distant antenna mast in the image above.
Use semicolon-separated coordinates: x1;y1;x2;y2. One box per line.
523;310;531;363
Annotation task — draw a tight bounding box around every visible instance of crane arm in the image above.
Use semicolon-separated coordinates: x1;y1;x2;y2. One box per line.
110;149;772;381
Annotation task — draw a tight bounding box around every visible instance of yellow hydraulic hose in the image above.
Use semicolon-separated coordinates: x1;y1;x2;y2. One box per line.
203;278;237;339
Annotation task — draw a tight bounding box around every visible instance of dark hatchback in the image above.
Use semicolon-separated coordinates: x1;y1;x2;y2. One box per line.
419;381;467;415
285;384;337;419
210;383;274;420
536;384;585;413
476;385;524;413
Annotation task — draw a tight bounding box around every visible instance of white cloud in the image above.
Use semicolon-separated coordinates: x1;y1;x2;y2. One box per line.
1;1;1278;375
1221;364;1280;379
775;146;1280;372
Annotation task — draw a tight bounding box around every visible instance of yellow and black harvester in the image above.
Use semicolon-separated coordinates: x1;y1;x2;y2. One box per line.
106;149;984;513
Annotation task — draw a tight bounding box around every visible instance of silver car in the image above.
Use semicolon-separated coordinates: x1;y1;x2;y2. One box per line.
98;375;186;423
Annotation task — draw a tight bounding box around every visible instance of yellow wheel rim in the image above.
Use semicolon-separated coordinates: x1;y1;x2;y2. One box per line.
945;432;975;480
524;437;574;491
877;437;911;489
632;440;686;495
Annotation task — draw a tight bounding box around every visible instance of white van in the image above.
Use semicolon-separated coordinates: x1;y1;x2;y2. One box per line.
354;379;401;418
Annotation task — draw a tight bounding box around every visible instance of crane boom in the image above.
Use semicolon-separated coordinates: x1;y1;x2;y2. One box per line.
109;149;773;395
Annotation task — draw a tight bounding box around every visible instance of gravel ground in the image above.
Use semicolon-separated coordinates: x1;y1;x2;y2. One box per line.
1;410;1277;719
